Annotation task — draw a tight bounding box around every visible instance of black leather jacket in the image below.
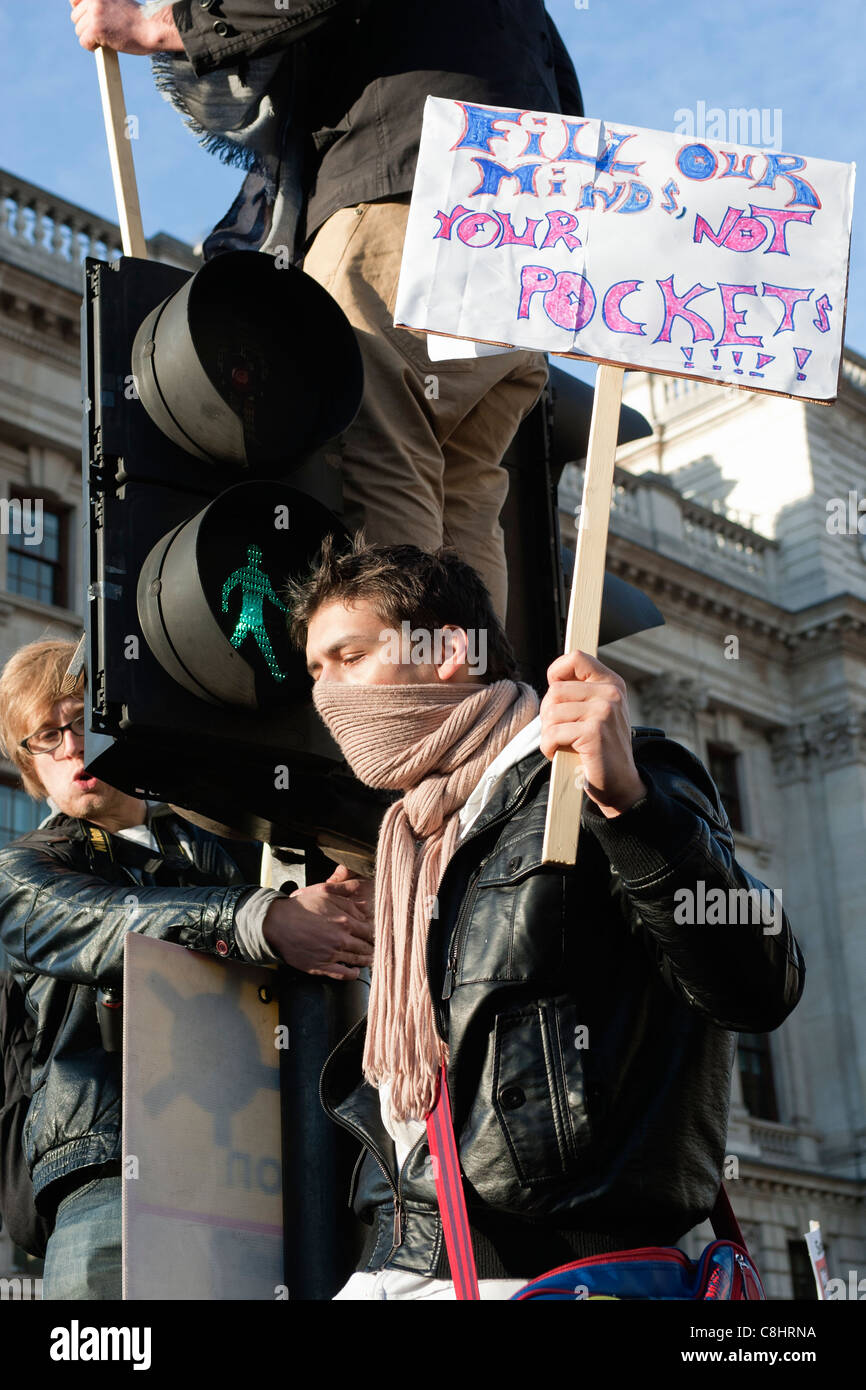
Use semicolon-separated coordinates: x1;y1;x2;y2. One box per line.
0;808;254;1212
320;731;805;1281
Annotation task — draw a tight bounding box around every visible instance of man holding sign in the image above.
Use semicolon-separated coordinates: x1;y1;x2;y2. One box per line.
290;538;804;1300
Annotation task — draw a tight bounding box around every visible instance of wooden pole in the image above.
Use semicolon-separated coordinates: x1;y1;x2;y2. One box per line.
94;47;147;258
541;364;624;866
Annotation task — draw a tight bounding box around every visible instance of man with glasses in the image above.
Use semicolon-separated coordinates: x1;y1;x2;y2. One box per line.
0;638;374;1298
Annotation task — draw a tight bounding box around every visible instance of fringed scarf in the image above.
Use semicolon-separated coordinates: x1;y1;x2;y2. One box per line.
147;0;305;260
313;679;539;1119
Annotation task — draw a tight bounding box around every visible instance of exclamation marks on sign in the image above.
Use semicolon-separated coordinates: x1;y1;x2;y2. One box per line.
710;349;721;371
750;353;775;378
731;352;744;374
680;346;694;369
793;347;811;381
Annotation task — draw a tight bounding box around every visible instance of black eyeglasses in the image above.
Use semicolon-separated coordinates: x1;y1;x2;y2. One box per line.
21;714;86;755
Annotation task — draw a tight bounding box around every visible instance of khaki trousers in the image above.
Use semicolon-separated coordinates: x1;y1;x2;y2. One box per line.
303;199;548;618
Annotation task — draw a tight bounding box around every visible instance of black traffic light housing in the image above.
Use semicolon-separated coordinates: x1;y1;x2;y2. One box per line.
82;252;389;855
500;363;660;690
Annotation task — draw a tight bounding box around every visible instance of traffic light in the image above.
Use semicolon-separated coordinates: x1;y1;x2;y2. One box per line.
82;250;390;854
500;363;660;688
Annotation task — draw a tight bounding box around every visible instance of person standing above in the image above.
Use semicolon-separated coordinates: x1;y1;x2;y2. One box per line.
69;0;584;619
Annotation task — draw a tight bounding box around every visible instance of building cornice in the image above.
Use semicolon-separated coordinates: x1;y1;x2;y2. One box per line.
735;1162;866;1205
562;511;866;666
0;260;81;365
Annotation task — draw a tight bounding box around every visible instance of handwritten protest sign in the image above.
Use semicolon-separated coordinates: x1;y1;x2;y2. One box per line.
395;99;855;401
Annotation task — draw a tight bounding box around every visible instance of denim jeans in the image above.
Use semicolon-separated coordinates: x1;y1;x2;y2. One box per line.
42;1174;122;1300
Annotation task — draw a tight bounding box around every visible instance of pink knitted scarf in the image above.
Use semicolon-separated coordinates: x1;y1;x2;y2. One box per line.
312;678;540;1119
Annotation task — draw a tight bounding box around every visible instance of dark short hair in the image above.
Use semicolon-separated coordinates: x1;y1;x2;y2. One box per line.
285;535;518;683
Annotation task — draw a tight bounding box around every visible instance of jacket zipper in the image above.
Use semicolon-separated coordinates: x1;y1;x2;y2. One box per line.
319;1021;426;1260
441;879;477;1002
324;755;552;1260
319;1023;401;1223
433;758;550;1028
393;1130;429;1256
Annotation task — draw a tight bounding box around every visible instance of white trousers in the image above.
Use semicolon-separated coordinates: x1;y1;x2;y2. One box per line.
333;1270;527;1300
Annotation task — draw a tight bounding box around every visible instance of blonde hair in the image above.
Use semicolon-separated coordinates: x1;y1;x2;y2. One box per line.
0;639;85;799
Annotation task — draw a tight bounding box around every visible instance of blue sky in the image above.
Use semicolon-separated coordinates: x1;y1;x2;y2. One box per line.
1;1;861;375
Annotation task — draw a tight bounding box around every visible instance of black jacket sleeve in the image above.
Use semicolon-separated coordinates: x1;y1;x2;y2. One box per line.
582;736;805;1033
546;14;583;117
172;0;357;75
0;844;256;988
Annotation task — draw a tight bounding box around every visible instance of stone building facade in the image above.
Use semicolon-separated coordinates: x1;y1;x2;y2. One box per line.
560;358;866;1298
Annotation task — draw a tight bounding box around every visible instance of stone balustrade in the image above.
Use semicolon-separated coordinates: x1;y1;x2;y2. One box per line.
0;168;197;293
747;1116;822;1168
560;460;779;600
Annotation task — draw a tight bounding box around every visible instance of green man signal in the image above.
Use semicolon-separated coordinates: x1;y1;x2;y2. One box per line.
221;545;289;681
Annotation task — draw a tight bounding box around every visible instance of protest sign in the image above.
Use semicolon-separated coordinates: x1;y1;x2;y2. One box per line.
395;99;855;402
803;1222;831;1299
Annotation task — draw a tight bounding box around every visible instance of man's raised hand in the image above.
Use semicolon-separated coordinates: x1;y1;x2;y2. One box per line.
540;650;647;819
70;0;184;56
262;872;375;981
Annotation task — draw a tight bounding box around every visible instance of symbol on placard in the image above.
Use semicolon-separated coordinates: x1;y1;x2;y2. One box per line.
710;348;721;371
793;346;812;380
142;968;279;1146
732;351;743;374
750;352;775;378
660;179;680;215
680;346;694;369
676;206;687;219
812;294;832;333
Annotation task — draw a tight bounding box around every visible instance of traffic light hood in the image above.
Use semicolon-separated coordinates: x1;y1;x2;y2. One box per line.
547;364;653;484
131;251;364;471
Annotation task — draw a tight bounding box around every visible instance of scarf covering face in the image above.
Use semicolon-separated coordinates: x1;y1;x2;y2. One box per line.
312;679;540;1119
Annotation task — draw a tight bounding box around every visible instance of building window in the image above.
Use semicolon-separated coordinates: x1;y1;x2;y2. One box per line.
0;780;47;972
6;497;68;607
788;1238;820;1300
707;743;744;831
738;1033;779;1120
0;778;45;847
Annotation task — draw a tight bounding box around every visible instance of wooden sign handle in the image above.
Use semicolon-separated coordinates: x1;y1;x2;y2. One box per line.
94;47;147;258
541;364;624;866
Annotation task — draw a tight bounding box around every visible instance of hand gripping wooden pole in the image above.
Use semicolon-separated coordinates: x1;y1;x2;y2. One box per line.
94;47;147;258
541;364;624;866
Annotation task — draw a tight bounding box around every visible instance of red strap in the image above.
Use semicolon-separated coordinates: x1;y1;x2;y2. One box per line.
711;1183;747;1247
426;1069;480;1300
427;1070;754;1299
